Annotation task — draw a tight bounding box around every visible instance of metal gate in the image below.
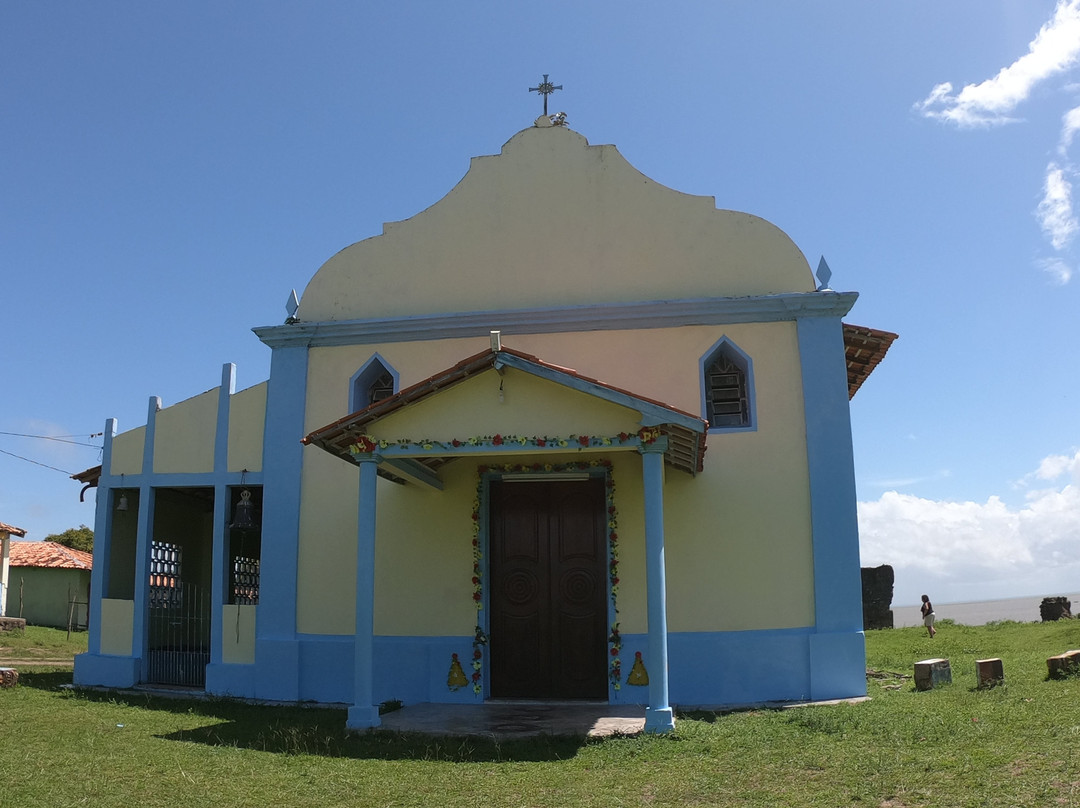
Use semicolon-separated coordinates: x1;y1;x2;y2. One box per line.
146;541;210;687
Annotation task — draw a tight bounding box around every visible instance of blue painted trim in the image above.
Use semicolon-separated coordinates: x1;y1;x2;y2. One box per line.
381;458;444;490
699;336;757;434
348;353;399;413
254;291;859;349
796;317;863;634
86;418;118;656
258;344;309;643
640;446;673;732
351;458;380;728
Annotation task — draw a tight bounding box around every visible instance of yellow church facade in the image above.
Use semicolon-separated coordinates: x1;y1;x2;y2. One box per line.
75;121;894;732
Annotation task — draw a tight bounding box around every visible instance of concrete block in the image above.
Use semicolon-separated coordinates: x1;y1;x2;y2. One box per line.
976;657;1003;688
914;658;951;691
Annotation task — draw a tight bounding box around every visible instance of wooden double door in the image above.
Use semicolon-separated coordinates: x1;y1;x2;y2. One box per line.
488;478;608;700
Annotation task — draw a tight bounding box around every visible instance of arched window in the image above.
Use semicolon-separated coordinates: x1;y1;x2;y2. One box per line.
349;355;399;412
701;338;754;431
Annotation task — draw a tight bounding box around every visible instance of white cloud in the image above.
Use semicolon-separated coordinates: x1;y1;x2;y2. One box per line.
1036;163;1079;249
859;448;1080;604
1036;255;1074;283
915;0;1080;127
1059;104;1080;153
1029;449;1080;482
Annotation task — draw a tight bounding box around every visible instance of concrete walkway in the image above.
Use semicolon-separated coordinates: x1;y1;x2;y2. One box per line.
377;701;647;739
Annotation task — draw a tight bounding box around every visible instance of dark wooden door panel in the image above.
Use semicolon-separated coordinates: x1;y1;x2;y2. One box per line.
489;478;607;700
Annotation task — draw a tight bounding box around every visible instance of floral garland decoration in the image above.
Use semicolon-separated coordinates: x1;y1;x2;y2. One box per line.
470;478;486;694
348;427;661;456
469;456;623;695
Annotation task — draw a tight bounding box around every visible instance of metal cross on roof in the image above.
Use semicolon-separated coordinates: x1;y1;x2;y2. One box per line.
529;74;562;116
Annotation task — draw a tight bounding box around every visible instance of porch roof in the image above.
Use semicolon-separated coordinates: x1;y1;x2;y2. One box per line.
0;521;27;538
303;346;709;477
842;323;897;399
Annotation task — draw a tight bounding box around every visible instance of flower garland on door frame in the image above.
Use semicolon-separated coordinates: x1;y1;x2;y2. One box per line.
470;456;623;695
347;430;657;696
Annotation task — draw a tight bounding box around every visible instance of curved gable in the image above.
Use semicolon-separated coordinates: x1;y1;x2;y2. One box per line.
300;126;814;322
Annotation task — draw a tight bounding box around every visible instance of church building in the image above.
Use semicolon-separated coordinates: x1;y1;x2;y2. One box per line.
74;111;895;733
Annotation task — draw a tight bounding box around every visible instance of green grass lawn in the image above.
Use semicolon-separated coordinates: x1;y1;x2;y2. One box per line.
3;621;1080;807
0;624;87;663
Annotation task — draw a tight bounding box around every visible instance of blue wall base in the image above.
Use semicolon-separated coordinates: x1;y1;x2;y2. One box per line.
346;704;381;731
171;628;865;709
808;630;867;701
205;662;256;698
254;638;301;702
73;652;140;689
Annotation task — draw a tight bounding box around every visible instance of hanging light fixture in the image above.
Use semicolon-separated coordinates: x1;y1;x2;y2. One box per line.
115;474;128;512
229;470;259;531
230;489;257;530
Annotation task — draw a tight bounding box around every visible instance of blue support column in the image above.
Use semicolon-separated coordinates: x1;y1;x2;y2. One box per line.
131;396;161;680
254;344;308;701
209;364;235;667
640;444;674;734
797;315;867;700
347;456;381;730
86;418;117;656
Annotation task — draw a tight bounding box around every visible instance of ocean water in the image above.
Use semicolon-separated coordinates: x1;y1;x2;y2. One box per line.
890;593;1080;628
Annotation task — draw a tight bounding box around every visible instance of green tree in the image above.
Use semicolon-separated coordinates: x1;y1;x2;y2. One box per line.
45;525;93;553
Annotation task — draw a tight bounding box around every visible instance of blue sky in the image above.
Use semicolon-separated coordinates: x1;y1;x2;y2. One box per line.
3;2;1079;607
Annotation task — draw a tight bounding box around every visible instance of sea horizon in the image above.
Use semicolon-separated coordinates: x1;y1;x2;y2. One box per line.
890;593;1080;628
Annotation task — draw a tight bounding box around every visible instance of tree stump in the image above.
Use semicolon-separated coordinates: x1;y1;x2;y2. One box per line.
976;658;1004;688
1047;650;1080;678
0;668;17;688
914;658;951;691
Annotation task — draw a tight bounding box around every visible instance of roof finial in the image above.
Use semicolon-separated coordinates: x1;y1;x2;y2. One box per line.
529;74;562;117
816;256;833;291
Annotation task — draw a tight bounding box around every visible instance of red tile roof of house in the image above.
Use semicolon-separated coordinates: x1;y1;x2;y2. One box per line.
8;541;92;570
1;522;27;537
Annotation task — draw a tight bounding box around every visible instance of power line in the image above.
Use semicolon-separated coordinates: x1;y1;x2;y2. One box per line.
0;447;74;475
0;431;101;448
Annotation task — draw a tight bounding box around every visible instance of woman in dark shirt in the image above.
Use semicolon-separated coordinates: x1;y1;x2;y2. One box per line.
920;594;937;638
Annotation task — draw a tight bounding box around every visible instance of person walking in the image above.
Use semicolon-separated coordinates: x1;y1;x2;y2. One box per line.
920;594;937;638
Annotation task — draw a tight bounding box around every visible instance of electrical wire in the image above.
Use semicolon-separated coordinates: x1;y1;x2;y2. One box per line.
0;431;102;448
0;447;74;475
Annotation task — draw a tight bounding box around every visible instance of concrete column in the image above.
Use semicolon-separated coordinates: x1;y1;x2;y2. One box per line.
131;397;161;678
640;443;674;734
347;456;381;730
86;418;118;654
210;364;235;667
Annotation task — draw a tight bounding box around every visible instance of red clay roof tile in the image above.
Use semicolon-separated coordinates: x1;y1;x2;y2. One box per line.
8;541;92;570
